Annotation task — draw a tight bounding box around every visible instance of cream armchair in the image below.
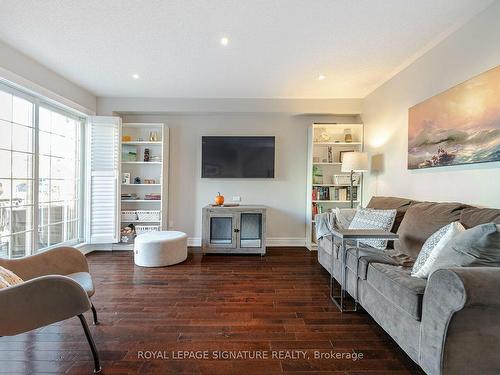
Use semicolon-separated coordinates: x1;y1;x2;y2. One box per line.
0;246;101;373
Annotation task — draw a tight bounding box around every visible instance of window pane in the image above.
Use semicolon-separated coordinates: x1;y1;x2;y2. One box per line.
50;134;67;158
0;91;12;122
66;200;78;222
12;96;33;127
38;203;49;227
12;152;32;178
0;120;12;150
48;203;64;224
0;236;9;258
66;220;78;241
50;179;65;202
12;179;33;206
50;157;70;179
11;231;32;258
38;179;50;203
39;107;51;132
12;205;32;234
0;207;11;237
39;155;50;178
0;150;11;178
0;179;11;207
51;112;68;136
48;224;64;246
39;131;51;155
12;123;33;152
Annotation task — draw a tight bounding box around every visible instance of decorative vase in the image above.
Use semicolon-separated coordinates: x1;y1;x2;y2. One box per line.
144;148;150;162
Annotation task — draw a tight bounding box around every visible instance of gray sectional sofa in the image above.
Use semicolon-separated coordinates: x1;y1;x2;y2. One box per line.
317;196;500;375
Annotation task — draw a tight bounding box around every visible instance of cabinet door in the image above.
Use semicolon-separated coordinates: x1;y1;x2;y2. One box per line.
86;116;121;244
207;213;238;249
239;212;263;248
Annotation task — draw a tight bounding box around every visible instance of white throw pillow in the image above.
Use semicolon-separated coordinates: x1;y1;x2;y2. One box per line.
348;207;397;249
411;221;465;278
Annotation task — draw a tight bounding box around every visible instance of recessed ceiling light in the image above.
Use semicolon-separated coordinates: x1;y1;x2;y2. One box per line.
132;73;140;79
220;37;229;46
318;74;326;81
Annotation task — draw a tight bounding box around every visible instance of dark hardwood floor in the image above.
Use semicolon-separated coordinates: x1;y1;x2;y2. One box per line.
0;248;424;374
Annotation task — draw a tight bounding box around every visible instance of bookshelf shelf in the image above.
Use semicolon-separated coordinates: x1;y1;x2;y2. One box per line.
121;184;161;186
312;200;360;203
121;141;162;145
306;123;364;250
312;184;360;187
313;162;342;165
313;142;362;146
121;200;162;203
121;161;162;164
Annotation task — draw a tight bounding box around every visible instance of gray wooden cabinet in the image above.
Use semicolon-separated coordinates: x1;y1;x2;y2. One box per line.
202;205;266;255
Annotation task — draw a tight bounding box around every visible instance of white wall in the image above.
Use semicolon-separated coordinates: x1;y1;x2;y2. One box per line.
0;40;96;114
119;112;360;245
362;1;500;208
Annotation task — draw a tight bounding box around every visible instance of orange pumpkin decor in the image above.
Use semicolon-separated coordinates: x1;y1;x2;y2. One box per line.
214;192;224;206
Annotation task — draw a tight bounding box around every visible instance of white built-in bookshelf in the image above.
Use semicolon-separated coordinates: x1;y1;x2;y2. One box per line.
306;123;364;250
116;123;169;249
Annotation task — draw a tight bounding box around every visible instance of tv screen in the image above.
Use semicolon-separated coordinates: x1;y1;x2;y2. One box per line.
202;136;275;178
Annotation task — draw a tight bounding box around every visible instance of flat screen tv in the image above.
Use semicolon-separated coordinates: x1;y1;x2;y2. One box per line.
202;136;275;178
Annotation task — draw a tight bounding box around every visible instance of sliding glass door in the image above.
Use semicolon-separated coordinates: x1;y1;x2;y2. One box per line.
0;83;84;258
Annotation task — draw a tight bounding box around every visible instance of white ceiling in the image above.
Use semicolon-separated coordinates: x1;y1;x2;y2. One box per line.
0;0;494;98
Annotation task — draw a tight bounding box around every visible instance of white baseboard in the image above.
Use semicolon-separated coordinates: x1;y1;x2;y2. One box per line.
267;237;306;247
187;238;202;247
78;237;308;254
187;237;305;247
76;243;111;255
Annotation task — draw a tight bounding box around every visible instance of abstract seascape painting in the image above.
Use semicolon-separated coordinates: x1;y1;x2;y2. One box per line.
408;66;500;169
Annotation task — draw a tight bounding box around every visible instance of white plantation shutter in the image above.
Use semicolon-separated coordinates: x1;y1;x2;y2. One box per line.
87;116;120;244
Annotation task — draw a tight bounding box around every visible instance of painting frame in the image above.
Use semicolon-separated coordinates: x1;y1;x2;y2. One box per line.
408;65;500;170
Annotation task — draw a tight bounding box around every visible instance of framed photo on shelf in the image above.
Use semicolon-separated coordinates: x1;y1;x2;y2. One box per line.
122;173;131;185
339;150;355;163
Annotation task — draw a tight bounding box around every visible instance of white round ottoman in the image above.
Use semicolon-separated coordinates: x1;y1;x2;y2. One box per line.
134;231;188;267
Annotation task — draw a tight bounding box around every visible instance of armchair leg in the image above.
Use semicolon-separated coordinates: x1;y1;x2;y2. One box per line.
91;303;99;325
78;314;101;373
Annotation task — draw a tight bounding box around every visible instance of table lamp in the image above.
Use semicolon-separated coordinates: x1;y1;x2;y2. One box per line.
341;152;368;208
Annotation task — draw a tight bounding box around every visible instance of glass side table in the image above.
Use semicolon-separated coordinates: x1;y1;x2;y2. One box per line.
329;228;399;313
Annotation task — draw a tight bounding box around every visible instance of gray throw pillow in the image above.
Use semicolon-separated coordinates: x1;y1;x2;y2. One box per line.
348;207;397;250
427;223;500;276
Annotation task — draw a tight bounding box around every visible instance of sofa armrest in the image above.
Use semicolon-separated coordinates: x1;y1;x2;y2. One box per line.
0;246;89;280
0;275;91;336
420;267;500;375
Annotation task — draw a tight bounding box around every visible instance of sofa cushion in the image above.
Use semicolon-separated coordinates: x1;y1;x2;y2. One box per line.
320;236;404;279
367;196;415;233
395;201;469;259
459;207;500;228
344;247;399;279
366;263;427;320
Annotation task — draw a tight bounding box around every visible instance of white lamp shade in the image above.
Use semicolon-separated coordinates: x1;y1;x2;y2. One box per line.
341;152;368;172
